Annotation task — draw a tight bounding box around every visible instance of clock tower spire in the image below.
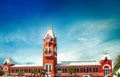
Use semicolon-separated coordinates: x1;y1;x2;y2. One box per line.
43;28;57;77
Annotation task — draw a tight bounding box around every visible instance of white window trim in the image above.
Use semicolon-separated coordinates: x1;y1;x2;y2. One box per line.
44;63;52;72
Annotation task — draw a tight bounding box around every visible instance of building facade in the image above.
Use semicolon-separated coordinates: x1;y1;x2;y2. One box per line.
0;29;112;77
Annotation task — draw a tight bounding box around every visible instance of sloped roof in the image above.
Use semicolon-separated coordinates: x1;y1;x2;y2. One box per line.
44;28;55;38
3;58;14;64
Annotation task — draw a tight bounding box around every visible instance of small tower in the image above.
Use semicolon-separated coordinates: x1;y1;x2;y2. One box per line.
43;28;57;77
99;53;112;77
3;58;14;76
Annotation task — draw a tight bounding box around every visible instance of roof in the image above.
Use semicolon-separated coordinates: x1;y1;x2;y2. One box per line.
4;58;14;64
57;61;101;66
11;64;42;67
44;28;55;38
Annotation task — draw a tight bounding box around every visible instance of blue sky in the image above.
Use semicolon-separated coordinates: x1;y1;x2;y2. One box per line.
0;0;120;64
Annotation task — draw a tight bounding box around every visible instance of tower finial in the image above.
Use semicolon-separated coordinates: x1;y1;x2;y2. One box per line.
44;26;55;38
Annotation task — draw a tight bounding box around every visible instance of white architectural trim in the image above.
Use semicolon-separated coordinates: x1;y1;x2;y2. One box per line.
102;64;111;69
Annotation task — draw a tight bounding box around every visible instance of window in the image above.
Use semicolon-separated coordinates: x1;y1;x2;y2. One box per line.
87;68;89;72
44;64;52;72
47;47;51;52
77;68;79;73
95;68;98;72
57;69;62;74
93;68;98;72
89;68;92;72
11;69;14;73
16;69;19;73
24;69;28;73
63;68;67;73
104;68;110;76
83;68;85;72
45;47;52;54
80;68;83;73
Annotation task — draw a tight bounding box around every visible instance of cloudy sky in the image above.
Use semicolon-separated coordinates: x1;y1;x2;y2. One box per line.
0;0;120;64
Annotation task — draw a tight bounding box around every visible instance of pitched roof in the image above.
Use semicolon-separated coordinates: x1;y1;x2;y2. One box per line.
4;58;14;64
44;28;55;38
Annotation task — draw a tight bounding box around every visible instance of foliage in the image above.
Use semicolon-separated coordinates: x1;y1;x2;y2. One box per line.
40;69;47;77
17;71;24;76
7;73;12;76
115;72;120;77
30;69;38;77
0;68;4;76
113;55;120;74
68;67;75;74
89;74;94;77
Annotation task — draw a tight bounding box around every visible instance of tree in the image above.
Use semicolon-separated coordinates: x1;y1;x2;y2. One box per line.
113;55;120;74
68;67;75;77
115;72;120;77
30;69;38;77
89;74;94;77
7;73;12;76
40;69;48;77
0;68;4;76
17;71;24;76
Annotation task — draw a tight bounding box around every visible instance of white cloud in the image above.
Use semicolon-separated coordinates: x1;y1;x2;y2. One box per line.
0;18;119;64
57;18;120;62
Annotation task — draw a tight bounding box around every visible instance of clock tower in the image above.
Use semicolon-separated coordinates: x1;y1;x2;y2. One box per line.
43;28;57;77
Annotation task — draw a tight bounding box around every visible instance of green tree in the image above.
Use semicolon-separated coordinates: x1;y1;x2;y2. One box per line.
113;55;120;74
115;72;120;77
7;73;12;76
17;71;24;76
30;69;38;77
68;67;75;77
40;69;48;77
89;74;94;77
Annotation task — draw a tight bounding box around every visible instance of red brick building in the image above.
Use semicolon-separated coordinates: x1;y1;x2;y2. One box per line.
0;28;112;77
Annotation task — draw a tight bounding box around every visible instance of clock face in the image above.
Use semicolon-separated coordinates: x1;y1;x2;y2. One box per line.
46;37;51;42
3;66;8;71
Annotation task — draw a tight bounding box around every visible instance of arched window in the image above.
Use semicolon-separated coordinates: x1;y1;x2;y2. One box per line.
103;64;111;76
45;47;52;53
104;68;110;76
44;64;52;72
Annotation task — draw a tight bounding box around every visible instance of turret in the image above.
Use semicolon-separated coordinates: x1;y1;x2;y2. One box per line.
100;53;112;77
3;58;14;76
